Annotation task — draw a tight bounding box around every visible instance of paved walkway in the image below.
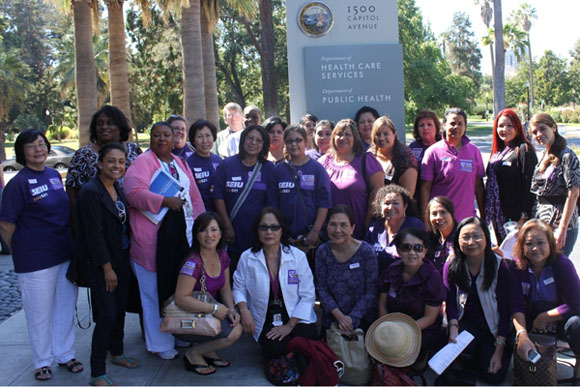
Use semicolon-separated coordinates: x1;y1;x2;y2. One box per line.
2;123;580;385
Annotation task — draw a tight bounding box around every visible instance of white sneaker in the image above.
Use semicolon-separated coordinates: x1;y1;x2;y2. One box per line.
150;349;179;360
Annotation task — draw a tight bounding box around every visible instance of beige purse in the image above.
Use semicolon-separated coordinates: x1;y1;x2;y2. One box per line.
160;267;222;336
326;323;372;385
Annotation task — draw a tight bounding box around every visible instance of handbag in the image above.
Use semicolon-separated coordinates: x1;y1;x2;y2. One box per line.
264;352;300;386
513;333;557;386
159;266;222;336
370;361;417;386
326;323;372;385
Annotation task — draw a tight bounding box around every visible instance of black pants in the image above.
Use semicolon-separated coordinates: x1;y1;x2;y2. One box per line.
258;322;319;359
90;258;130;377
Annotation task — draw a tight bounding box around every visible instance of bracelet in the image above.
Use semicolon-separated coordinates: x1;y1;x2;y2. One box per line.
516;329;527;342
495;337;506;347
212;303;219;316
449;321;458;328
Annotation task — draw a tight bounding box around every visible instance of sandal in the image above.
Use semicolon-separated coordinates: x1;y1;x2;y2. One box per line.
203;355;230;368
89;374;115;386
58;358;84;373
111;354;142;369
183;357;216;375
34;366;52;381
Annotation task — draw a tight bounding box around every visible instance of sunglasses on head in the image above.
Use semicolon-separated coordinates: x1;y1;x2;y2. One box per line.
399;243;425;253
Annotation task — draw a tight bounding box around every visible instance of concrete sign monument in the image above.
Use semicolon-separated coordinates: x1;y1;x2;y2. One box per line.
286;0;405;138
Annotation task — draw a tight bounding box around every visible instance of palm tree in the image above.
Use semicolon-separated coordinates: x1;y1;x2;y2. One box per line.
106;0;132;128
493;0;505;116
482;23;527;61
511;3;537;108
474;1;494;79
201;0;220;128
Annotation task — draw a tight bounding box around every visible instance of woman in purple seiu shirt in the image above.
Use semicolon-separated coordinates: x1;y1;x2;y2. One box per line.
509;219;580;382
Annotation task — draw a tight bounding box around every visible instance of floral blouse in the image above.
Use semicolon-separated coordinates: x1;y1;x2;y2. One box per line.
66;142;142;189
530;146;580;230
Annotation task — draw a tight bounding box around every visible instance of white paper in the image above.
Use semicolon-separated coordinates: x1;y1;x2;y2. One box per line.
428;330;475;375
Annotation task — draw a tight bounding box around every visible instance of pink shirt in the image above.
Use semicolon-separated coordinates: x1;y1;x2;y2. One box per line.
124;150;205;271
421;137;484;222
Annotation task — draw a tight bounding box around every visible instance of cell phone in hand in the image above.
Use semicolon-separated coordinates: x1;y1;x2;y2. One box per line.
528;349;541;364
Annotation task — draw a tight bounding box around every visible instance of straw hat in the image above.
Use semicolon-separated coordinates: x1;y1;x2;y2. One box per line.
365;313;421;367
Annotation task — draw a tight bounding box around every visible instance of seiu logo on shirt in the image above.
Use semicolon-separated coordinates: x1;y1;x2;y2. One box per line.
195;170;210;184
31;184;48;196
278;181;294;194
226;181;244;189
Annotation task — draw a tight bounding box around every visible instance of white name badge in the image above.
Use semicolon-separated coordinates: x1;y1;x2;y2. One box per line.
543;277;554;285
349;262;360;269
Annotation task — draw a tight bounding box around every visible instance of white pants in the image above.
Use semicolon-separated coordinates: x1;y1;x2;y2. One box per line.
130;261;175;352
18;261;78;369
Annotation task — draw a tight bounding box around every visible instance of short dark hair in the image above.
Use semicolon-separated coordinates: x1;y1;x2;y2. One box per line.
239;125;270;162
354;106;380;124
371;184;415;219
394;227;431;251
413;109;442;142
300;113;318;125
327;204;355;227
15;129;50;166
263;116;288;133
191;212;227;253
98;143;127;162
167;114;187;126
251;207;291;253
150;121;173;134
89;105;131;143
443;107;467;125
189;119;218;143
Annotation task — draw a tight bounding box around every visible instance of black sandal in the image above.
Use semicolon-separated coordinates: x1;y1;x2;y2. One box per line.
58;358;84;373
34;366;52;381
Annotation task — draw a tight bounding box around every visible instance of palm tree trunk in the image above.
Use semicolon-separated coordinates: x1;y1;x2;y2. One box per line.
527;35;534;109
490;44;495;107
493;0;505;116
259;0;278;117
107;0;133;133
73;0;98;146
201;10;220;129
181;0;206;125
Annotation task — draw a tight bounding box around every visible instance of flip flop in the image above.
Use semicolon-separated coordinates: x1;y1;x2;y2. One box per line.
203;355;230;368
89;374;114;386
34;366;52;381
183;357;216;375
58;358;84;373
111;354;142;369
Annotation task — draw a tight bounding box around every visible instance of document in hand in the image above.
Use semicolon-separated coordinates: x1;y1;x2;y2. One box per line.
428;330;475;375
141;168;184;224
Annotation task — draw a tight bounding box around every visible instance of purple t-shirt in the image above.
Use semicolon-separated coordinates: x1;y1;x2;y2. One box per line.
268;159;332;238
172;144;195;160
315;241;378;328
364;216;426;275
186;152;222;212
179;250;230;298
211;155;274;254
382;259;446;333
319;153;383;239
421;137;485;222
0;167;72;273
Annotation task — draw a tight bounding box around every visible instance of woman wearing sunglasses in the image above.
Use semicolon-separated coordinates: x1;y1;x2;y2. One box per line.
233;207;318;359
75;143;139;386
378;228;446;362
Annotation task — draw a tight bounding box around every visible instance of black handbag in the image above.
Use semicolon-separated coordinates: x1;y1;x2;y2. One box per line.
513;333;557;386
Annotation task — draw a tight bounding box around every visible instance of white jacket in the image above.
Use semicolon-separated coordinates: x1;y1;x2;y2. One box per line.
233;244;317;341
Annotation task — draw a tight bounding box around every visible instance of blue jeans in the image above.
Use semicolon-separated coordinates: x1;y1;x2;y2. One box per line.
562;227;578;258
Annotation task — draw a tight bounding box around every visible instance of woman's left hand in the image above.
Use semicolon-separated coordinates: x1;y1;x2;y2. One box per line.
265;324;294;341
488;351;503;374
554;226;567;250
227;309;240;326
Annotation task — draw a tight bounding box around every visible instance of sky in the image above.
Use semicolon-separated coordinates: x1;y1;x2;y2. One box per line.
415;0;580;75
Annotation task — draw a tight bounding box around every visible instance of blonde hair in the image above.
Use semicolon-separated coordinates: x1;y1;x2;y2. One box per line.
370;116;396;155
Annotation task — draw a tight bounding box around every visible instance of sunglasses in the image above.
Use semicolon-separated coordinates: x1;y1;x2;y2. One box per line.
258;224;281;232
399;243;425;253
115;200;127;225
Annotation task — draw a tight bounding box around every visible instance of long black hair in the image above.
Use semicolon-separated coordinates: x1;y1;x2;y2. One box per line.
446;217;497;292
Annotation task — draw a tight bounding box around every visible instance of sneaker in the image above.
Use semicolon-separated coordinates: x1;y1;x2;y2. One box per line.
150;349;179;360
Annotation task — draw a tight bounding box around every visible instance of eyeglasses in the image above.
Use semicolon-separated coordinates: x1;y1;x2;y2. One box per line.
116;200;127;225
285;138;304;145
459;234;484;242
258;224;281;232
24;142;48;150
246;136;264;144
399;243;425;253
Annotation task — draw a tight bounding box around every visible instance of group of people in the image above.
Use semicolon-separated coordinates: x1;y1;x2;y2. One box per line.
1;101;579;385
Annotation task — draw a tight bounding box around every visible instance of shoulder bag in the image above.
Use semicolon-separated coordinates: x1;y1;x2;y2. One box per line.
160;264;222;336
326;322;372;385
230;161;262;221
